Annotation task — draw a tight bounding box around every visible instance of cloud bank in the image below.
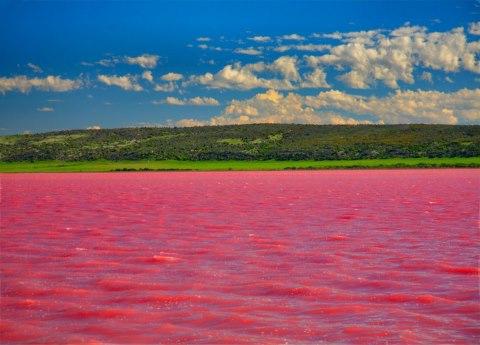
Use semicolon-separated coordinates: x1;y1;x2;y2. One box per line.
176;88;480;126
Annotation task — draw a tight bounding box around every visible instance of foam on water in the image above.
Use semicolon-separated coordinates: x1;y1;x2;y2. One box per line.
1;169;479;344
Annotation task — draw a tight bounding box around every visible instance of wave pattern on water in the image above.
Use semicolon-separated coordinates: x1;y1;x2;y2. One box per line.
1;169;479;344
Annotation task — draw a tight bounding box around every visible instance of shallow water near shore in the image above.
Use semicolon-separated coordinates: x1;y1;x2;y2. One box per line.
1;169;479;344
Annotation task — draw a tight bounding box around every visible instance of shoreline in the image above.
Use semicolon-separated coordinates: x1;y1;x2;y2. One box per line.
1;157;479;173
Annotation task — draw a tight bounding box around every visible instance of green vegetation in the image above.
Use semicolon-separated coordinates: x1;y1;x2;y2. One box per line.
1;157;479;173
1;124;479;163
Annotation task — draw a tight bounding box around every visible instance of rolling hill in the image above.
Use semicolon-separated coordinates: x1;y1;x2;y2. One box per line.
1;124;479;162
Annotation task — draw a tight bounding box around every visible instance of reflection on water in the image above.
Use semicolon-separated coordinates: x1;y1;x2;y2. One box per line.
1;170;479;344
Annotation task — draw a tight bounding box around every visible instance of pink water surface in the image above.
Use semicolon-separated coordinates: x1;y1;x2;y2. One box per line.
1;169;479;344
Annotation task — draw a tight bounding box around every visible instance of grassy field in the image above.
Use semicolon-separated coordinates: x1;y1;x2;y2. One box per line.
0;157;479;173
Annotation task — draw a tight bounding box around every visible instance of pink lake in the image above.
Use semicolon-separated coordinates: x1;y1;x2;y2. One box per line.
1;169;479;344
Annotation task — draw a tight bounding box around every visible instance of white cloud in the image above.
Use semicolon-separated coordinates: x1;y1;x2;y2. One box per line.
280;34;305;41
160;97;185;105
468;22;480;35
161;72;183;81
124;54;160;68
300;68;330;88
306;25;480;88
208;89;366;125
87;125;101;130
188;56;331;91
189;59;293;90
341;29;384;44
175;118;207;127
445;76;454;83
234;47;262;55
420;71;433;83
154;82;176;92
197;44;223;51
175;88;480;126
37;107;54;112
96;57;120;67
154;73;183;92
248;36;271;42
197;37;211;42
27;63;43;73
271;56;301;81
273;44;331;52
304;89;480;124
189;96;220;106
154;96;219;106
0;75;82;94
142;70;153;82
314;32;343;40
97;74;143;91
83;54;158;68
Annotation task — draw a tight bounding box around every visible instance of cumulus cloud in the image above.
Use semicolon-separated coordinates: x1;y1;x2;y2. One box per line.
87;125;101;130
161;72;183;81
96;57;120;67
248;36;271;42
280;34;305;41
188;96;220;106
300;68;330;88
313;32;343;40
304;89;480;124
37;107;54;112
197;37;211;42
124;54;160;68
175;118;207;127
27;63;43;73
97;74;143;91
273;44;331;52
271;56;301;81
174;88;480;126
154;83;176;92
234;47;263;55
153;73;183;92
0;75;82;94
468;22;480;35
142;70;154;82
154;96;219;106
189;59;294;90
188;56;328;90
306;25;480;88
420;71;433;83
197;44;224;51
82;54;158;68
177;89;367;126
187;24;480;92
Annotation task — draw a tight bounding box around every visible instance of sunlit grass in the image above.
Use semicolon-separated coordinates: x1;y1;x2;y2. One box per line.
0;157;479;172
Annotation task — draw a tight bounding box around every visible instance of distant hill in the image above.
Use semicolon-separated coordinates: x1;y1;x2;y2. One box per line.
1;124;479;161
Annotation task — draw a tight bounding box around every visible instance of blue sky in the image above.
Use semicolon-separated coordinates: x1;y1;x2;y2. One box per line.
0;0;479;134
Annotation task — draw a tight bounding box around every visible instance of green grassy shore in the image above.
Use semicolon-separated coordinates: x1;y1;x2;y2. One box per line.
0;157;479;173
